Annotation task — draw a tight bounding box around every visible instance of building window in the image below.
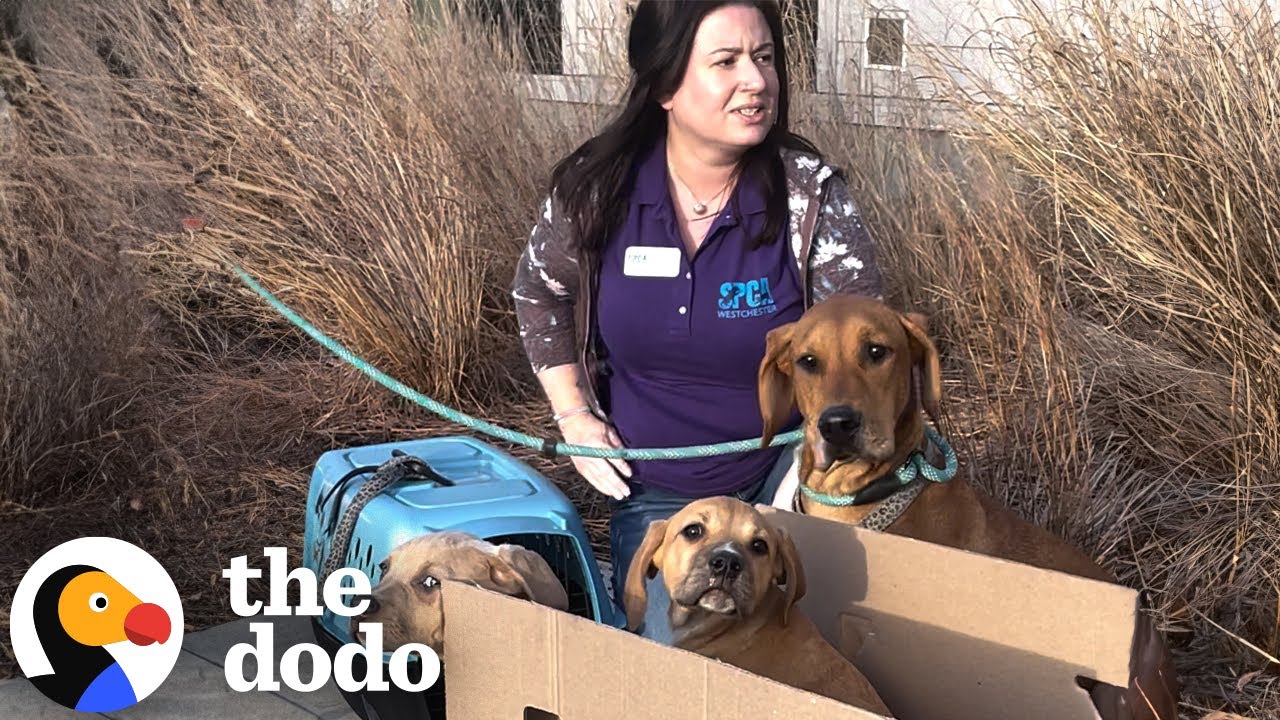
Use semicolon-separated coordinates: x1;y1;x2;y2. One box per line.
865;15;905;69
468;0;562;75
781;0;818;92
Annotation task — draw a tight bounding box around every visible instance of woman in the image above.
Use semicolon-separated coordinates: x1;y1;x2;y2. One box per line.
510;0;884;641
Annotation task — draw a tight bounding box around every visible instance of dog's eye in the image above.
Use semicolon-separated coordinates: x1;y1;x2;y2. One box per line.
378;559;390;575
750;539;769;555
421;575;439;590
796;354;819;372
865;344;891;363
681;523;704;540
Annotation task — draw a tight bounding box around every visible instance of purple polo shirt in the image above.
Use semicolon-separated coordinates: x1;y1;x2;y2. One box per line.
595;137;804;497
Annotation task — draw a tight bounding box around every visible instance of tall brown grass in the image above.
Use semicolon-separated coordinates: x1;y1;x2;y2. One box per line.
0;70;151;508
1;0;1277;716
112;0;604;410
796;0;1280;713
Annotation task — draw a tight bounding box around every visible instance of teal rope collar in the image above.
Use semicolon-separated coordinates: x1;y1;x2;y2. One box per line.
800;425;958;508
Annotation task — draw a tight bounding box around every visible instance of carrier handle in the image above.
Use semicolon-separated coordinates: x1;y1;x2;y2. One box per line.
315;452;456;516
318;451;455;581
390;448;456;487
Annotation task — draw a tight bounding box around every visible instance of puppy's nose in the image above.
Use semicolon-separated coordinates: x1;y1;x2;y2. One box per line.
709;547;744;580
361;596;380;616
818;405;862;443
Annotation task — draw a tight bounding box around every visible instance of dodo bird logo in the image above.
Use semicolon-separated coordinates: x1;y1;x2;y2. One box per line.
9;537;184;712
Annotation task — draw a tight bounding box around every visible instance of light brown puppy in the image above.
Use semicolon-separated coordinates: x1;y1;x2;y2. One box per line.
351;531;569;654
757;293;1178;720
624;496;892;717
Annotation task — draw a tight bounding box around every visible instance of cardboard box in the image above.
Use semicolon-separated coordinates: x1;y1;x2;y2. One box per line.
439;508;1140;720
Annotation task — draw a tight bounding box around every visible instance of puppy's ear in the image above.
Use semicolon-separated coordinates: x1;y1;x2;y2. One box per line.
758;322;797;448
899;312;942;422
484;550;539;604
623;519;668;632
493;544;570;611
773;526;806;626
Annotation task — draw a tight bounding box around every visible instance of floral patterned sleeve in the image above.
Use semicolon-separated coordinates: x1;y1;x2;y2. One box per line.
807;174;885;302
510;195;582;374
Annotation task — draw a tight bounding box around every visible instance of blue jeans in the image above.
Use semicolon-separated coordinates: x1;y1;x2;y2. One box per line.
607;443;797;645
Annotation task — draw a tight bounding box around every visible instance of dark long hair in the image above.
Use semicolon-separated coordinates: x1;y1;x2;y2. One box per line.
547;0;821;258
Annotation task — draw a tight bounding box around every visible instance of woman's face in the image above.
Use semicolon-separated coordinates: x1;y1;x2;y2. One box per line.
661;4;780;161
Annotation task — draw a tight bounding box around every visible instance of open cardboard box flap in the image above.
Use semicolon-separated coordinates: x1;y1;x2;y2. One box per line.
440;509;1140;720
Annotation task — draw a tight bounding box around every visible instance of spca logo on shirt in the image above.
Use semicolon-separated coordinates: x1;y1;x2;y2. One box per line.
9;537;184;713
718;276;777;319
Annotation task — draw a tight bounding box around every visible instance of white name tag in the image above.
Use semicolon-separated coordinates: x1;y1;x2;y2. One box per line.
623;246;682;278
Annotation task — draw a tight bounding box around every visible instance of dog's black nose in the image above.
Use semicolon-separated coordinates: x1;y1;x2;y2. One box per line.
709;547;743;580
361;596;380;616
818;406;862;443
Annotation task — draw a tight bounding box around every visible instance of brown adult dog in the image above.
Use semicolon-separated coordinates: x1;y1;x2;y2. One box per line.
623;496;893;717
351;531;569;654
756;293;1178;720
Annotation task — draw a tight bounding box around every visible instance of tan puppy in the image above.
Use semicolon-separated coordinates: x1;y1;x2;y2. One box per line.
624;496;892;717
352;531;569;654
757;293;1178;720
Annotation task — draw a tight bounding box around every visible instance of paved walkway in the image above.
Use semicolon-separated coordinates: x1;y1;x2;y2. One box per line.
0;615;358;719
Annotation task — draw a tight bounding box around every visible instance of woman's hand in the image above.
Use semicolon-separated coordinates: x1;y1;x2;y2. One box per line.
557;412;632;500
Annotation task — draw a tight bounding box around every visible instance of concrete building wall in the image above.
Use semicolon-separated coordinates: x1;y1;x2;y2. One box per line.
516;0;1037;128
508;0;1277;129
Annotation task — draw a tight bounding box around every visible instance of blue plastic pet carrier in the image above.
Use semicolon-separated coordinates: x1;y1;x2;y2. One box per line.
303;435;623;720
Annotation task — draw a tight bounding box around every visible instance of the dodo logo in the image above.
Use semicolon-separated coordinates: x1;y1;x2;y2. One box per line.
8;537;184;713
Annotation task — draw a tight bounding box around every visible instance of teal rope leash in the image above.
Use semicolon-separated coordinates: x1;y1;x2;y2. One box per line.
225;261;802;460
800;425;958;507
897;425;958;484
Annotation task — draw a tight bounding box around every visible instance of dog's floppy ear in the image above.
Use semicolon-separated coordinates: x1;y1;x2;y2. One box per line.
772;525;806;626
900;311;942;422
758;322;798;448
623;518;669;631
493;544;570;611
483;548;540;604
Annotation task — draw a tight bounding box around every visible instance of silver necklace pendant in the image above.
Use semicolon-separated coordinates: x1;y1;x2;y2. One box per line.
692;201;707;214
